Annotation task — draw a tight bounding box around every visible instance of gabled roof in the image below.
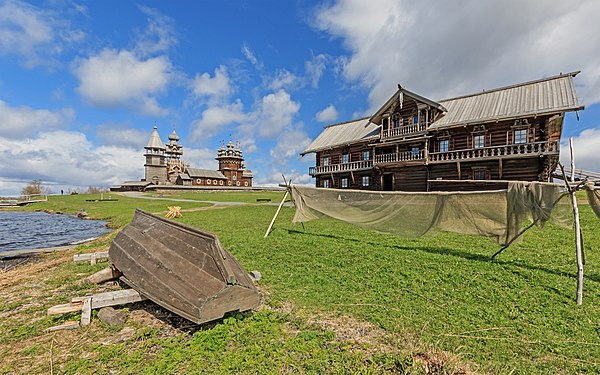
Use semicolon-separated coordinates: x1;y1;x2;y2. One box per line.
121;181;154;187
146;125;165;149
301;118;380;155
429;71;583;130
186;168;227;179
370;87;447;125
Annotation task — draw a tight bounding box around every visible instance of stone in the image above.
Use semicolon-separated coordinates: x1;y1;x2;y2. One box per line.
249;270;261;281
97;306;127;326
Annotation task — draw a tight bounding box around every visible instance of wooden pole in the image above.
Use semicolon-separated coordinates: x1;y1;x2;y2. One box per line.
568;138;584;305
264;191;289;238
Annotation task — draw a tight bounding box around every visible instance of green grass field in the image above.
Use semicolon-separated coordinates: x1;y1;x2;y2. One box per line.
1;191;598;373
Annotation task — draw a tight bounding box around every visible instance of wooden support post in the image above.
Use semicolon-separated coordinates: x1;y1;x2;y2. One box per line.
457;161;461;180
499;159;503;179
264;191;289;238
569;138;584;305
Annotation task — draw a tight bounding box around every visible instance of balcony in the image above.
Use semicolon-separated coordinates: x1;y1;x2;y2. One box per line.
428;140;559;163
309;160;373;176
374;149;425;164
381;122;428;139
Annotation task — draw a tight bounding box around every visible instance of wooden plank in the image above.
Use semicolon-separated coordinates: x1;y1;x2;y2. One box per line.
73;252;109;263
45;321;80;332
80;297;92;326
47;301;84;315
91;289;146;309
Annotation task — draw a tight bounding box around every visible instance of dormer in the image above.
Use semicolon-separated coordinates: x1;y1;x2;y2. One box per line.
370;85;447;140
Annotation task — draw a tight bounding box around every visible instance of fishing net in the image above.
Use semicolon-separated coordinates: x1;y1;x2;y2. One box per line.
586;187;600;219
291;182;572;245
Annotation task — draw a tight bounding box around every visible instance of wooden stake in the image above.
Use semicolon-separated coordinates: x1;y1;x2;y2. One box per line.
569;138;584;305
264;191;289;238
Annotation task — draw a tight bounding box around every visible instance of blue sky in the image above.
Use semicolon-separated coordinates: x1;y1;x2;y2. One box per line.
1;0;599;195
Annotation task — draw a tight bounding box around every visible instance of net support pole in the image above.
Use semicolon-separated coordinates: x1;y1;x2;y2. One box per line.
264;190;289;238
569;138;584;305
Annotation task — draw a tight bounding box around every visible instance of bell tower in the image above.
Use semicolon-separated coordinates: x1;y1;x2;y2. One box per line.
144;124;167;184
216;140;253;187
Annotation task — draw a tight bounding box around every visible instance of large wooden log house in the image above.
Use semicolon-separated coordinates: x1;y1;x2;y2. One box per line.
302;72;584;191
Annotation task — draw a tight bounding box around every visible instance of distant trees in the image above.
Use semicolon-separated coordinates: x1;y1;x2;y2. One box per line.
21;180;52;196
84;186;109;194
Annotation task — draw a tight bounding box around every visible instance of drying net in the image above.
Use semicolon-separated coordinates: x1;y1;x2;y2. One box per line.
291;182;573;245
587;187;600;219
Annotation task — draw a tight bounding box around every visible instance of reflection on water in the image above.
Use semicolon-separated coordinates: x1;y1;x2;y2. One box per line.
0;211;110;252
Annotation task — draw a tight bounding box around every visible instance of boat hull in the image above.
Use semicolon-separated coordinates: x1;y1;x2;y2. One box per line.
109;209;259;324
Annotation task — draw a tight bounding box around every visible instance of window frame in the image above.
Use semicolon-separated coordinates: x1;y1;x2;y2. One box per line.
322;155;330;166
439;139;449;153
341;177;349;188
362;176;370;187
363;150;370;161
323;179;331;188
514;128;528;144
473;134;485;149
341;152;349;164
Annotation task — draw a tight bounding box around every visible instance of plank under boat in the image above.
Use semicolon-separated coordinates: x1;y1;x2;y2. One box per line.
109;209;259;324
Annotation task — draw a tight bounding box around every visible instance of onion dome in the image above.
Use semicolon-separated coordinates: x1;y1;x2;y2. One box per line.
168;130;180;142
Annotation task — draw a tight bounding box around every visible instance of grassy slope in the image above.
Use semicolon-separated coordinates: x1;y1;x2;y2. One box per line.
1;192;598;373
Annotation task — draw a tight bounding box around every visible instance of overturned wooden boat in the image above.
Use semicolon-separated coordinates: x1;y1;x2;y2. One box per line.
108;209;259;324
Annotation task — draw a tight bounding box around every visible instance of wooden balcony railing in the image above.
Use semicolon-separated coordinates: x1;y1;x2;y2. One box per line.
309;160;373;176
428;140;559;163
381;122;427;139
374;149;425;164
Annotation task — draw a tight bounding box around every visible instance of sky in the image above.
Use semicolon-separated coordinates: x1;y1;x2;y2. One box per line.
1;0;599;196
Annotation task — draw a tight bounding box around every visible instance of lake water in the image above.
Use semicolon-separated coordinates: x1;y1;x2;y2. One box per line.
0;211;111;252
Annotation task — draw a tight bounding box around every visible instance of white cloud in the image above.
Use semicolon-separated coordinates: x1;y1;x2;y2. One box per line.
314;0;600;109
560;127;600;173
265;69;301;91
95;124;150;149
257;90;300;138
134;5;177;57
269;127;312;165
305;54;328;88
0;100;74;138
190;100;246;140
0;0;84;68
0;130;143;191
315;104;338;123
241;43;263;69
73;49;171;116
192;65;232;101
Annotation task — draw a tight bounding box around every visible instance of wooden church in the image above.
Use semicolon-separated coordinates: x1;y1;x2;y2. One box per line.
302;72;584;191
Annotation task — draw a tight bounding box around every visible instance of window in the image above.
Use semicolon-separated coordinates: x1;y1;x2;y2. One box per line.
514;129;528;144
473;134;485;149
413;115;419;125
411;147;420;157
323;156;330;166
439;140;449;153
323;179;330;188
213;180;218;185
233;174;237;180
236;181;240;186
362;176;370;187
342;153;349;163
341;178;348;188
219;180;223;186
392;117;400;128
207;179;211;185
473;169;487;180
196;178;202;184
363;150;370;161
244;181;249;187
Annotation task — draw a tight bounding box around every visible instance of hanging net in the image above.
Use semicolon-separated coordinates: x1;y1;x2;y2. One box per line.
291;182;573;245
586;186;600;219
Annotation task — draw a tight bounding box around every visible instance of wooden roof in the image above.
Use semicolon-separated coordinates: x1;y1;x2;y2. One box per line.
429;72;583;130
301;72;583;155
300;118;380;155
